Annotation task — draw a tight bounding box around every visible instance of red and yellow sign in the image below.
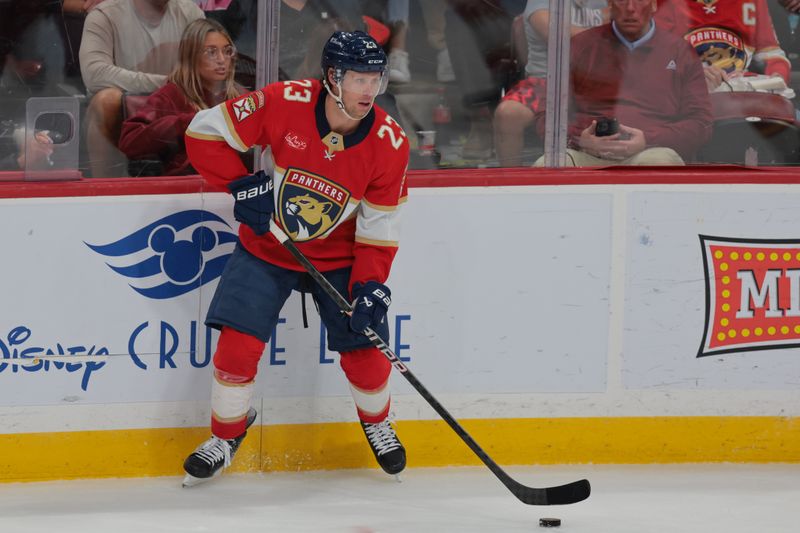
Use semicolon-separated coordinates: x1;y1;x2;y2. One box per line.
699;235;800;357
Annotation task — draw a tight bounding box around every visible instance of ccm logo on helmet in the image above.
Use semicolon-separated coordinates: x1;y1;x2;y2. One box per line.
235;181;273;200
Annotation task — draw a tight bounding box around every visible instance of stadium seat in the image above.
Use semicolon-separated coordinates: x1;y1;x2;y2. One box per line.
699;92;800;166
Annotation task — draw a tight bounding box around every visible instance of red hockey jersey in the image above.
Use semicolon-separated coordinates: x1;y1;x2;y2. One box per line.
185;79;409;288
656;0;790;82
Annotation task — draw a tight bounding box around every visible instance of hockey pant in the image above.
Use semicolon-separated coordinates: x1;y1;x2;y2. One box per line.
211;326;392;439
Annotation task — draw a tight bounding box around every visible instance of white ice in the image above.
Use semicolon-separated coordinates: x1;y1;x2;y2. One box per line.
0;464;797;532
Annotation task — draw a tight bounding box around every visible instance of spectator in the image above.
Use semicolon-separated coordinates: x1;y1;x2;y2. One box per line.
203;0;366;82
535;0;712;167
444;0;525;160
79;0;204;177
780;0;800;10
278;0;365;80
63;0;108;12
385;0;413;83
0;129;53;171
769;0;800;66
494;0;606;167
1;1;75;94
118;18;242;175
375;0;454;84
656;0;791;92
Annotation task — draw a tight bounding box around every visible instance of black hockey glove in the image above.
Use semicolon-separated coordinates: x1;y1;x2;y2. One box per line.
349;281;392;333
227;170;274;235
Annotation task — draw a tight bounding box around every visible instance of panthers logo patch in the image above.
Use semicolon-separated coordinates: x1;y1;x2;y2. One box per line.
686;27;747;75
278;168;350;241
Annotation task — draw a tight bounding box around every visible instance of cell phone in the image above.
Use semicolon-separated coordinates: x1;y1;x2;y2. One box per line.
595;117;619;137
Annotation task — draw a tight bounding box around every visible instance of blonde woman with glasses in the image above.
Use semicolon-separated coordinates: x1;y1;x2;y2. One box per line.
119;18;243;175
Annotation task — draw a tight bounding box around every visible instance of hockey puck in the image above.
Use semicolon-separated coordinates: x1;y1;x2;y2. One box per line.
539;518;561;527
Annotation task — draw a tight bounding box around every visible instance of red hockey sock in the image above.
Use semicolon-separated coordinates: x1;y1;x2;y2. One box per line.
340;347;392;423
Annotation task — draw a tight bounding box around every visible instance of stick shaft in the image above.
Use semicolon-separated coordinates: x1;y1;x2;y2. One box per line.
269;221;590;505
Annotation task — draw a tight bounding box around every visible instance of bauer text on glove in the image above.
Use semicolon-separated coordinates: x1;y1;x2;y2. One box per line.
350;281;391;333
227;170;274;235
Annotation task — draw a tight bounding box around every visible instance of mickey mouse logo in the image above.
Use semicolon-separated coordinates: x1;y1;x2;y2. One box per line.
86;210;238;299
149;226;216;285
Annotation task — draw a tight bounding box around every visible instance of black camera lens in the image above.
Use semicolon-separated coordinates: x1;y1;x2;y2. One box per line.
595;118;619;137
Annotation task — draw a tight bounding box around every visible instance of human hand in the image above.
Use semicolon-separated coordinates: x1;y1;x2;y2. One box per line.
703;65;729;91
609;125;646;159
579;122;645;161
577;121;621;157
17;130;54;169
780;0;800;13
349;281;391;333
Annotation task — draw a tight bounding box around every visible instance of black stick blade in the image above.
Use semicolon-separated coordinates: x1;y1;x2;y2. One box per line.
512;478;591;506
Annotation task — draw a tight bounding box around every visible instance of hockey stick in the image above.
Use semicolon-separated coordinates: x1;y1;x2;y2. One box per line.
269;220;590;506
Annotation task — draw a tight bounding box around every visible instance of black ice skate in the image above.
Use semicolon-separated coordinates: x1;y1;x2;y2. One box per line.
182;407;257;488
360;418;406;477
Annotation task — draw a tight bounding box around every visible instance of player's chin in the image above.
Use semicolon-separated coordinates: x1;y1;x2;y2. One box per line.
351;103;372;118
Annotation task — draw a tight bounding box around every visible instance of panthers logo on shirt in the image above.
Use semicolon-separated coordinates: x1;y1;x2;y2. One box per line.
278;168;351;241
685;26;747;74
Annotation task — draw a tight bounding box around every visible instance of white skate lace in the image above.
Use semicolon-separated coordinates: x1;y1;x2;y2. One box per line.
363;420;401;456
194;436;232;468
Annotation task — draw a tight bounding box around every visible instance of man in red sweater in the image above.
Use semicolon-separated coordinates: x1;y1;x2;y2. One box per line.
535;0;712;166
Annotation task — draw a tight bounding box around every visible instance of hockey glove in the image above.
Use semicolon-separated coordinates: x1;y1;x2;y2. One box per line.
227;170;274;235
350;281;392;333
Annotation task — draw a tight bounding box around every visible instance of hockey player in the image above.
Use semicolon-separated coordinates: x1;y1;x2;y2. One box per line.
181;30;409;486
656;0;791;90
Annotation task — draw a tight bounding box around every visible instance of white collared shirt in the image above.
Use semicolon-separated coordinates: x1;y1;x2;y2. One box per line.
612;20;656;50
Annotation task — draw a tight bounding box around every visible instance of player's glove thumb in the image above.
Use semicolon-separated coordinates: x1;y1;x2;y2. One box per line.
227;170;274;235
349;281;391;333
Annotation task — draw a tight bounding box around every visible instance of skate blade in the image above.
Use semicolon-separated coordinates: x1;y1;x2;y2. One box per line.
393;473;402;483
182;473;213;488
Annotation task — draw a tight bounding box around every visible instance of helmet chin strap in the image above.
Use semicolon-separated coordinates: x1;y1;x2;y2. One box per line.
323;78;373;122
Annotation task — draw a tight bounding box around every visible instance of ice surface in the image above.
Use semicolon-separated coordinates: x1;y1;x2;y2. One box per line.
0;464;796;532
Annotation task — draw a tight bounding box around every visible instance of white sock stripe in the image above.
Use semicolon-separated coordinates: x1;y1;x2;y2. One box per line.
349;382;390;416
211;378;254;420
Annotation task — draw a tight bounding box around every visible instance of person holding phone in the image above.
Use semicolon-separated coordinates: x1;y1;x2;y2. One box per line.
534;0;712;166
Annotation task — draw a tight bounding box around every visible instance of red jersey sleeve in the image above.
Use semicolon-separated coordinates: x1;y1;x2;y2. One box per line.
752;0;790;82
185;86;275;188
349;112;410;290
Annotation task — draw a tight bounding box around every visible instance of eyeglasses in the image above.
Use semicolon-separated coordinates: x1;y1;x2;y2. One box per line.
202;45;236;62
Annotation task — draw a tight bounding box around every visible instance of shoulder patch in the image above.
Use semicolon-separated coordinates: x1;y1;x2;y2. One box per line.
232;91;265;122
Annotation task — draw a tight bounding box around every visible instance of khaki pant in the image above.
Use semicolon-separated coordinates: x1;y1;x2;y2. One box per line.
535;147;685;167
